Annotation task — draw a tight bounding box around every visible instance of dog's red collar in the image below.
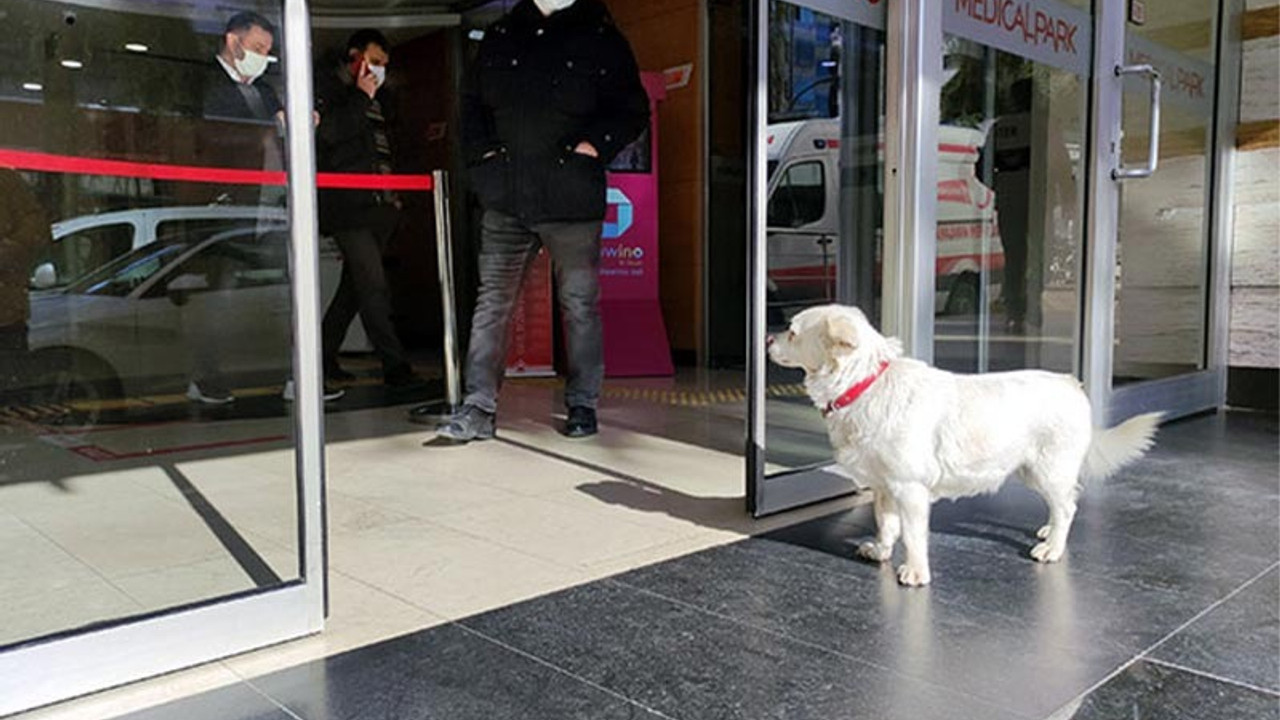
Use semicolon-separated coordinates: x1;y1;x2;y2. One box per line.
823;361;890;417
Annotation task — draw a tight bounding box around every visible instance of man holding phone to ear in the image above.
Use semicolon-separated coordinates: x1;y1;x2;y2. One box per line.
316;29;418;388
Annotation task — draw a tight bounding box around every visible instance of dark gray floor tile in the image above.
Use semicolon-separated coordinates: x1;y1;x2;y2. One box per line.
1151;568;1280;693
250;623;662;720
761;463;1277;605
111;681;293;720
754;512;1219;653
1062;660;1280;720
612;540;1128;718
463;580;1029;720
1155;413;1279;486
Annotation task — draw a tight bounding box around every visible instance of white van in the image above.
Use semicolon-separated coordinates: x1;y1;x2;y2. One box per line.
766;119;1003;318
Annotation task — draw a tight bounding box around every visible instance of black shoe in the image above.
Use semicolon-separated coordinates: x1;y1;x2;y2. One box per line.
564;406;597;438
323;357;355;383
385;365;422;388
436;405;495;442
325;366;356;383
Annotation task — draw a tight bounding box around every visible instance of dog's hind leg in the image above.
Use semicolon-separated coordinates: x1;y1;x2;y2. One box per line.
858;490;900;563
1027;469;1079;564
893;485;932;586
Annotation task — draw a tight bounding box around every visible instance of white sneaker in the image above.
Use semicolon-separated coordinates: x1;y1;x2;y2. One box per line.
187;381;235;405
282;380;345;402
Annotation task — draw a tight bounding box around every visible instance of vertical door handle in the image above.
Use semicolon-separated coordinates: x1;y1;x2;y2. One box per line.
1113;64;1162;180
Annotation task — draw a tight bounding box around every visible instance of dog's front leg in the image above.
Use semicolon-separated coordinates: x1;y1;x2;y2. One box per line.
893;485;932;587
858;490;899;563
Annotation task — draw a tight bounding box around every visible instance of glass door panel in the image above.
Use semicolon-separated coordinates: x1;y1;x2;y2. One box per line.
0;0;323;712
935;0;1092;375
751;0;886;516
1113;1;1218;385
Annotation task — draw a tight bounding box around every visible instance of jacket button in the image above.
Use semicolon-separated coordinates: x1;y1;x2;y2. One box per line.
536;28;544;36
566;60;574;68
511;59;519;66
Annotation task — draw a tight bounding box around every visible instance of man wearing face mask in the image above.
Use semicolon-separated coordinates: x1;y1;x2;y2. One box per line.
205;12;283;131
315;29;419;389
195;12;342;406
439;0;647;442
188;12;286;404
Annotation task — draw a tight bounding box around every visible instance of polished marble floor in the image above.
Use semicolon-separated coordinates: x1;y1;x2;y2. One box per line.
16;409;1274;720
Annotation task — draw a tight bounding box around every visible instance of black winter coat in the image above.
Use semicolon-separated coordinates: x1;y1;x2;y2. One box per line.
462;0;649;223
315;60;399;233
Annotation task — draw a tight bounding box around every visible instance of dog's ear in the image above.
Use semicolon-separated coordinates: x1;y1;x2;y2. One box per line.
824;314;859;354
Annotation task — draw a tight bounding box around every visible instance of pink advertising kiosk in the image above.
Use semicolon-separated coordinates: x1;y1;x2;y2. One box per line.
507;71;673;378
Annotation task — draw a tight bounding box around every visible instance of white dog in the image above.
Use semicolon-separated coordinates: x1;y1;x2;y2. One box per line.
767;305;1161;587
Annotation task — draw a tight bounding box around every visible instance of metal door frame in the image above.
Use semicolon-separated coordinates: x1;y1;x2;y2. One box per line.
1082;0;1241;426
747;0;935;516
0;0;327;713
747;0;1243;516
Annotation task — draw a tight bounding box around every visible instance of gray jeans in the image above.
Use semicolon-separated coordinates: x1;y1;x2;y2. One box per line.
463;210;603;413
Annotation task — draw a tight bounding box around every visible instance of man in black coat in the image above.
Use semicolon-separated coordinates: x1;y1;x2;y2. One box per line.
193;12;343;405
316;29;418;388
186;11;284;405
439;0;648;441
205;12;283;124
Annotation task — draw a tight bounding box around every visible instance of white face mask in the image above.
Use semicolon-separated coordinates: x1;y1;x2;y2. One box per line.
368;64;387;87
533;0;576;15
234;40;270;82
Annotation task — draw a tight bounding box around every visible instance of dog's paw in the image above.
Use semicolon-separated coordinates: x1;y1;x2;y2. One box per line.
1030;541;1065;563
1036;525;1052;540
858;541;892;563
896;564;931;587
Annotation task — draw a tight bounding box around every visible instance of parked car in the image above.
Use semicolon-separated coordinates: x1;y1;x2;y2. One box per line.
26;223;294;415
31;204;371;354
35;205;288;291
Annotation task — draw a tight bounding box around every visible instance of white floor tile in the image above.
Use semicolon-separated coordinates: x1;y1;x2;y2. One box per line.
1;577;143;648
428;493;705;568
222;571;446;680
0;514;103;607
112;540;299;611
328;518;593;621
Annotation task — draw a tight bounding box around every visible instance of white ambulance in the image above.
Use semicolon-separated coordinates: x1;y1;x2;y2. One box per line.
766;118;1002;318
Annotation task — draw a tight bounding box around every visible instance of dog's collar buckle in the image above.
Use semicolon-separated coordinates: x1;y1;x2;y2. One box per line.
823;361;890;417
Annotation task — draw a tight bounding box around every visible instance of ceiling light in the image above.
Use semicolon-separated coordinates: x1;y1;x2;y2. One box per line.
22;82;43;92
124;43;149;53
60;59;84;69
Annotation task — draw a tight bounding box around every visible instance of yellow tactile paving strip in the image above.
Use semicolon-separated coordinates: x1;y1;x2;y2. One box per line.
507;377;806;407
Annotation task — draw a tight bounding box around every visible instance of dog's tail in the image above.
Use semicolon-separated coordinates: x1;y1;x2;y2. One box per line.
1084;412;1163;481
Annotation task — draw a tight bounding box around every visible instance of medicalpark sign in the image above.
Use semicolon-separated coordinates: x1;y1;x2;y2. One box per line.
945;0;1091;77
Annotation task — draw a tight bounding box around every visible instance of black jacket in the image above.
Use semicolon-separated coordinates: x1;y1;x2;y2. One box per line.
315;59;398;233
462;0;648;223
203;65;284;122
200;63;286;206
